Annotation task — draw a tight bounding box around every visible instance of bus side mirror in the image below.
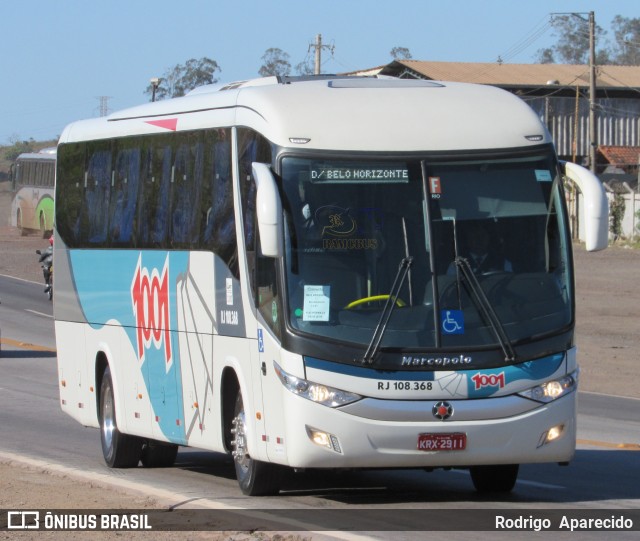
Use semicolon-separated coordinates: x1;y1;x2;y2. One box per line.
561;161;608;252
252;162;283;258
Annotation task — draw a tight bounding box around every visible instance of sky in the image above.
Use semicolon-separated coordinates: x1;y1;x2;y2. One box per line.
0;0;637;144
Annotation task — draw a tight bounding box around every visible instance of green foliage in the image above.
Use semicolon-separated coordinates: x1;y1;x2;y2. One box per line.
609;193;626;241
258;48;291;77
536;14;608;64
610;16;640;65
144;57;221;101
390;47;412;60
295;58;314;76
3;138;37;162
536;15;640;66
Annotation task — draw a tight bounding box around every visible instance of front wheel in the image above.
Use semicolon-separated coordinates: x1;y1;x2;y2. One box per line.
99;366;143;468
470;464;519;493
231;392;282;496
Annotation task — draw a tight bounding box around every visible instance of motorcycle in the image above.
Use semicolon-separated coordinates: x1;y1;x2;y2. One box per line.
36;244;53;301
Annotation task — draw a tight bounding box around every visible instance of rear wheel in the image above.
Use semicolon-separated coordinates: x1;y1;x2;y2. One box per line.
39;213;46;238
470;464;519;493
231;392;282;496
99;366;142;468
17;211;27;236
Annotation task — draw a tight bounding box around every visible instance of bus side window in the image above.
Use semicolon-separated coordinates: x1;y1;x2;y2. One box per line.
237;127;278;331
150;145;173;245
84;147;112;245
56;143;85;246
110;146;141;244
171;135;204;247
203;128;238;276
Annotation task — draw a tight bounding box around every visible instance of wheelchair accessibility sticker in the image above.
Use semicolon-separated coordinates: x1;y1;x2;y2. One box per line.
441;310;464;334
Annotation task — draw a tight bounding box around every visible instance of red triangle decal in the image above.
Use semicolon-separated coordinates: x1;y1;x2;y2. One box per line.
145;118;178;131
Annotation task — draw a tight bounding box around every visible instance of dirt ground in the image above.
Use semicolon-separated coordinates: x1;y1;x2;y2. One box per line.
0;180;638;538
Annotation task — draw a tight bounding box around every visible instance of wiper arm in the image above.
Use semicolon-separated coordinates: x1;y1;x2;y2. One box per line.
362;256;413;365
454;257;516;362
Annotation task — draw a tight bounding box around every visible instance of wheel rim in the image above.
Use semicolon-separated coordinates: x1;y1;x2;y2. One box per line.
102;383;116;450
231;410;250;472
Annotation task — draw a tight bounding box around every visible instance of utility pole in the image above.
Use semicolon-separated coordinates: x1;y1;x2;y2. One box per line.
309;34;334;75
588;11;597;173
551;12;597;172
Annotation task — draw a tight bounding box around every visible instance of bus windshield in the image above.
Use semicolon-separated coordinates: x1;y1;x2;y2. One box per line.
280;152;572;352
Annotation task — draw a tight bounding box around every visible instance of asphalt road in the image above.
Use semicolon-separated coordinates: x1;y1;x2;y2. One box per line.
1;275;639;539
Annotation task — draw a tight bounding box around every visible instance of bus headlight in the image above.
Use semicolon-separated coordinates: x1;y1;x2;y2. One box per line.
518;370;578;403
274;362;362;408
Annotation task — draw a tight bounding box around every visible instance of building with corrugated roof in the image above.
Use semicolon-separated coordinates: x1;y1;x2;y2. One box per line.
351;60;640;175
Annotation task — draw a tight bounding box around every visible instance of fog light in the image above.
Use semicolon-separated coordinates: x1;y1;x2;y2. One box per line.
538;424;565;447
306;426;342;453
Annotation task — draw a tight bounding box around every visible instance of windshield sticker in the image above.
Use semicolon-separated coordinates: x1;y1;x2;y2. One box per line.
428;177;442;199
303;285;331;321
257;329;264;352
535;169;553;182
441;310;464;334
317;205;380;250
319;206;356;237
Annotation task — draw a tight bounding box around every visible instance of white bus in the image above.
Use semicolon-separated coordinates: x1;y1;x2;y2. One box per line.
53;76;608;495
10;147;56;236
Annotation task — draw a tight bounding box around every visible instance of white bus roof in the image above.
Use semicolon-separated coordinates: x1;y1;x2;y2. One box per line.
16;147;57;161
58;76;551;152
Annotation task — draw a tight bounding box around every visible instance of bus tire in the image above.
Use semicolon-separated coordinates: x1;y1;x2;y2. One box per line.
140;440;179;468
17;211;27;236
231;392;282;496
99;366;142;468
470;464;519;493
39;213;46;238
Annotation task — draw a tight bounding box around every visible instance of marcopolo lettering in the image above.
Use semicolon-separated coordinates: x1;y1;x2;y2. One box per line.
401;355;472;367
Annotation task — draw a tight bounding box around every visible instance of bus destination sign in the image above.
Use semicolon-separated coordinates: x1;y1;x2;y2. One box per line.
310;164;409;183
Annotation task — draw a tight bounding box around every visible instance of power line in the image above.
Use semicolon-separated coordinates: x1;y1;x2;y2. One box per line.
497;16;554;63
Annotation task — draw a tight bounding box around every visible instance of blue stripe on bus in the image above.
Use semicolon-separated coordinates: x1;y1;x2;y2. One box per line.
304;357;436;381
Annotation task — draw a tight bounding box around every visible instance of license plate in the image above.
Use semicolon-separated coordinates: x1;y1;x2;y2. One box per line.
417;433;466;451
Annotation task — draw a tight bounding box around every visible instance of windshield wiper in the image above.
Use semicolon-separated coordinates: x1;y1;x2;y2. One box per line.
454;256;516;362
362;256;413;365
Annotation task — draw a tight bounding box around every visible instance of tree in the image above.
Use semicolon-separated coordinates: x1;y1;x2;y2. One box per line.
609;192;626;242
535;14;609;64
258;48;291;77
144;57;221;101
3;137;36;162
295;58;314;76
390;47;412;60
609;16;640;65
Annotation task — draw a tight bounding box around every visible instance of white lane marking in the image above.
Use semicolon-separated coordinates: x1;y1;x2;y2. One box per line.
25;309;53;319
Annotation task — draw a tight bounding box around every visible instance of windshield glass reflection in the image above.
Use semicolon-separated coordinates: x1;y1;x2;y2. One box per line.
279;154;572;353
